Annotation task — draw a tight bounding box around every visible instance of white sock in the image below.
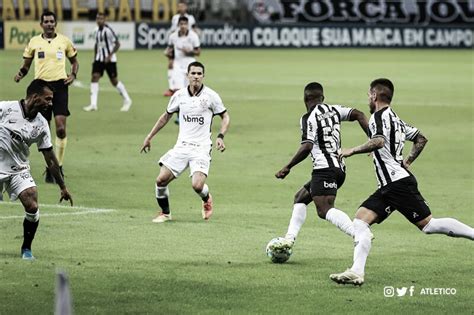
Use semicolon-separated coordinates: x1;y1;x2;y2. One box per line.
116;81;131;101
197;184;209;199
90;82;99;108
285;203;307;240
167;69;173;89
325;208;355;237
25;209;40;222
423;217;474;240
351;218;372;275
155;185;169;198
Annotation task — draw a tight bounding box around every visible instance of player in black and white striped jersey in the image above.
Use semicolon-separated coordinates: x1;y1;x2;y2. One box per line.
83;11;132;112
330;78;474;286
275;82;368;250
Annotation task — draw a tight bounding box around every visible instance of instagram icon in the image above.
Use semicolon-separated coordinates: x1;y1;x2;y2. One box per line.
384;286;395;297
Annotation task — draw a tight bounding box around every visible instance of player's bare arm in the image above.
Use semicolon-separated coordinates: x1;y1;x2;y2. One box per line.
276;142;313;179
64;55;79;85
404;132;428;168
42;149;73;206
349;109;369;136
14;58;33;82
340;137;384;159
141;111;173;153
184;47;200;57
106;41;120;63
216;112;230;152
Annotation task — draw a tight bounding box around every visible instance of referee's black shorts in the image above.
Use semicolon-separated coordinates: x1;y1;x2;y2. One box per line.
361;175;432;224
92;61;118;78
41;79;70;121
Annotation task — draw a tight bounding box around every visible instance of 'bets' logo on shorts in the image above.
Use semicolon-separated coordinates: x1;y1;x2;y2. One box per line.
323;181;337;189
183;115;204;125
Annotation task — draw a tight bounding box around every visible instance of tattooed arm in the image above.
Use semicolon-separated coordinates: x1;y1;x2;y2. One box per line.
339;137;385;159
404;132;428;168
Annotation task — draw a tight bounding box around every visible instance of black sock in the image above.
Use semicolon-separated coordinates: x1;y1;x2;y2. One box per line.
201;194;209;203
157;198;170;214
22;218;39;250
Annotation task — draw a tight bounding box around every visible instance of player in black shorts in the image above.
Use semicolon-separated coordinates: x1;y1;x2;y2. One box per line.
330;78;474;286
274;82;368;255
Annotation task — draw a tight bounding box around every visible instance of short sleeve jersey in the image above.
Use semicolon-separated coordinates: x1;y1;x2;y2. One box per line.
94;24;118;62
166;85;227;147
301;103;353;170
168;30;200;62
23;33;77;81
170;14;196;33
368;107;420;187
0;100;52;174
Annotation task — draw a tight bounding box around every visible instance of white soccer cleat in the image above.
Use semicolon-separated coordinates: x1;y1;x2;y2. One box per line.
152;212;172;223
83;105;97;112
330;269;364;286
120;98;132;112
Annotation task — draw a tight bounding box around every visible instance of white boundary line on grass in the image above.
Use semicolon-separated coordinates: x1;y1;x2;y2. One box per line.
0;201;116;220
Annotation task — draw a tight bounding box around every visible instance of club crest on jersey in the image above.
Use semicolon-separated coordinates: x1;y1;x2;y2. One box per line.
199;99;209;109
31;126;41;138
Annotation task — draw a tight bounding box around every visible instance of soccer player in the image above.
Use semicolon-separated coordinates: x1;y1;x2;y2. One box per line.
14;11;79;184
1;79;73;260
274;82;368;250
83;11;132;112
140;61;230;223
330;78;474;286
164;16;200;96
163;1;198;97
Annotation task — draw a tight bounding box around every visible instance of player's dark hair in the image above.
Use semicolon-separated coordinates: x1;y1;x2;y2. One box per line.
370;78;394;103
304;82;324;103
188;61;205;74
178;16;189;23
41;10;56;24
26;79;52;97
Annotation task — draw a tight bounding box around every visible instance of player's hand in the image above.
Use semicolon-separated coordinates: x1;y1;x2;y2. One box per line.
64;74;75;86
14;73;23;83
403;160;411;169
339;148;354;159
105;56;112;63
141;138;152;153
216;138;225;152
59;188;73;206
275;167;290;179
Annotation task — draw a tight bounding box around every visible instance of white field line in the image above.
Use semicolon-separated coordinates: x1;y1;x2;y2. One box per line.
0;201;116;220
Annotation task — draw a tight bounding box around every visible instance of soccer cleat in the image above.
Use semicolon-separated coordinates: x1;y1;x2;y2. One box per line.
202;194;213;220
330;269;364;286
21;249;35;261
163;89;174;97
273;237;294;251
152;212;172;223
44;167;55;184
83;104;97;112
120;98;132;112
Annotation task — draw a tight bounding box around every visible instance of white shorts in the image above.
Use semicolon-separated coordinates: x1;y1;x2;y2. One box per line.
0;171;36;201
172;59;195;89
159;142;211;178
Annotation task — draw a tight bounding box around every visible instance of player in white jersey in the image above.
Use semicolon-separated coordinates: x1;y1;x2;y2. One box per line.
164;1;199;97
165;16;201;94
274;82;368;255
83;11;132;112
330;78;474;286
1;79;73;260
141;62;230;223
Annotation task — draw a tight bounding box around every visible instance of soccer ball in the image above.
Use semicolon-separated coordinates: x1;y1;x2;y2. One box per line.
266;237;292;263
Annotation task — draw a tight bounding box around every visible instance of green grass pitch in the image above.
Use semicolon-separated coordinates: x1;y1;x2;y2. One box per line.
0;48;472;314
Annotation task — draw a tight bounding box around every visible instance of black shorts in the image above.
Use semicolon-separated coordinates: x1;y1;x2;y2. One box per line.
92;61;118;78
361;175;431;224
308;167;346;197
41;79;70;121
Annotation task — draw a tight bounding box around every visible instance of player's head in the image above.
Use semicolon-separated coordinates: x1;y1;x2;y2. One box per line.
40;11;57;35
187;61;205;88
96;11;107;27
26;79;53;114
304;82;324;108
368;78;394;113
178;16;189;31
178;2;188;14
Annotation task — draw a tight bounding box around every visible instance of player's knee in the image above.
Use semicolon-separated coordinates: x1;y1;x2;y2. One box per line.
294;189;312;205
192;182;204;193
315;205;330;219
110;78;118;86
156;177;168;187
56;127;66;138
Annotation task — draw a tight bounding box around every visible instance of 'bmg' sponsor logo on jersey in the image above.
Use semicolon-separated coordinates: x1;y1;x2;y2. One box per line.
183;115;204;125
